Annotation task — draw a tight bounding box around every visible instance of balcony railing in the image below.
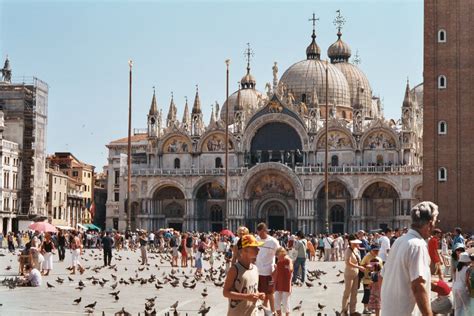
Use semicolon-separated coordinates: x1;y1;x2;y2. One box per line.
131;168;248;176
294;165;422;174
130;165;421;176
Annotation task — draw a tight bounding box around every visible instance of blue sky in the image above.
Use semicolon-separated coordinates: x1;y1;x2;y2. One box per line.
0;0;423;170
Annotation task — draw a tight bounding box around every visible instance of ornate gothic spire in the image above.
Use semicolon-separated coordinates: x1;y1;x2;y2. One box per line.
166;92;178;127
182;96;191;130
192;85;202;114
403;78;414;108
149;86;158;115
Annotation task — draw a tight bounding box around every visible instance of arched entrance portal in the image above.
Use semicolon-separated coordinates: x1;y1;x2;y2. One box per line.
316;181;351;233
152;186;185;231
195;181;225;232
362;182;399;230
245;171;296;231
260;201;287;230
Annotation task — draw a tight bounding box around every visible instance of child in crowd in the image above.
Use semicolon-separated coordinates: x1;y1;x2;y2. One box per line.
20;264;42;287
273;247;293;316
223;234;265;316
368;260;382;316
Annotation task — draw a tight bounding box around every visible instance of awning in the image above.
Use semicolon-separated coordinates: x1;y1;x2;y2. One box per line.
77;224;88;230
55;225;74;230
84;223;101;231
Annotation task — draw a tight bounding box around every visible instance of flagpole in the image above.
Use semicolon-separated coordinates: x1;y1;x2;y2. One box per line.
224;59;230;230
127;59;133;232
324;60;329;234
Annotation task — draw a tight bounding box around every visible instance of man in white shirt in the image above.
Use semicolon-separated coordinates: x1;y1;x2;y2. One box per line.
381;201;439;316
323;234;334;261
378;228;392;262
256;223;279;313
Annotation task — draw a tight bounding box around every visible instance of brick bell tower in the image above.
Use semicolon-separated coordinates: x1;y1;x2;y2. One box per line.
423;0;474;230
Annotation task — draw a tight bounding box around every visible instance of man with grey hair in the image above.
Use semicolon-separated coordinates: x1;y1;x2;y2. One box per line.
380;201;439;316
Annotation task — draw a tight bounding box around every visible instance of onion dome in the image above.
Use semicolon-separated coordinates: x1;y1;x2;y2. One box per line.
306;29;321;60
240;72;256;89
328;31;352;63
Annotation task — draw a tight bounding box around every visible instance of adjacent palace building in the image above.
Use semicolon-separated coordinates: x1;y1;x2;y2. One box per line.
106;14;424;234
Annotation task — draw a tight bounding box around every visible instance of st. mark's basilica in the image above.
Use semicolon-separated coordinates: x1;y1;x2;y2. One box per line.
105;13;423;234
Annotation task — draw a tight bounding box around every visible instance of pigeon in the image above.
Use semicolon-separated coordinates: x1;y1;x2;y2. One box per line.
114;294;119;301
293;300;303;311
109;291;120;296
46;282;55;288
84;301;97;309
305;281;314;288
318;303;326;310
73;297;82;305
323;285;327;290
198;302;211;315
68;276;74;282
257;304;273;316
170;301;179;310
78;280;85;287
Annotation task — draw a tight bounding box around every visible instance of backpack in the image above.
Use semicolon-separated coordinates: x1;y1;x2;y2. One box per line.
169;237;176;247
186;237;193;248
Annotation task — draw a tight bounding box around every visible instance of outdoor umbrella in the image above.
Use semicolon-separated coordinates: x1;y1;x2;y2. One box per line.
220;229;234;237
28;222;57;233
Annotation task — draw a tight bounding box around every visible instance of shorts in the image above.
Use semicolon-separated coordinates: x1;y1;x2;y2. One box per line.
274;291;291;313
186;247;193;256
195;258;203;269
258;275;274;294
172;247;178;257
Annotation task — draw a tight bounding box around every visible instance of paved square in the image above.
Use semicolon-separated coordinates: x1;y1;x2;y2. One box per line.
0;248;366;315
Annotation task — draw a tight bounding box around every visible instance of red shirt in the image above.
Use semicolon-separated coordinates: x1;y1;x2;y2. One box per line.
432;280;451;296
275;257;292;292
428;236;440;263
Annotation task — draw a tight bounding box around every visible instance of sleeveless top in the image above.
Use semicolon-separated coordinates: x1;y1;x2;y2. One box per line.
275;257;292;292
43;241;53;252
227;262;259;316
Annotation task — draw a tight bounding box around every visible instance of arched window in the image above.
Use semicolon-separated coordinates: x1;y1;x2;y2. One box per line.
174;158;180;169
438;75;447;89
438;121;447;135
438;167;447;182
438;29;446;43
331;155;339;167
215;157;223;168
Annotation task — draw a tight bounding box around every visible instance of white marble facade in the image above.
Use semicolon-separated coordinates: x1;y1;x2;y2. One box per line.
105;24;423;234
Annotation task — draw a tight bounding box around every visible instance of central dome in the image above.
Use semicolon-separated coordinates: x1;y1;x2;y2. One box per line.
220;88;266;124
279;59;351;107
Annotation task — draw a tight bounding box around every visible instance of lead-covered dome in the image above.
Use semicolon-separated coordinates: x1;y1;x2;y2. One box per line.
334;62;372;112
279;59;351;107
220;87;266;124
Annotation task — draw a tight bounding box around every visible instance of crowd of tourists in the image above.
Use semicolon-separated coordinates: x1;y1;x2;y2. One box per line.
1;201;474;315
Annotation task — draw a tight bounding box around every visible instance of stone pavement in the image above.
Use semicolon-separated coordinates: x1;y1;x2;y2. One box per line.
0;248;365;315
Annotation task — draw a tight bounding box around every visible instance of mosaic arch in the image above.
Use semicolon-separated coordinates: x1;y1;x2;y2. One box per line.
363;131;397;150
246;172;295;199
317;130;353;150
201;132;234;152
361;181;399;220
162;135;192;153
152;186;185;217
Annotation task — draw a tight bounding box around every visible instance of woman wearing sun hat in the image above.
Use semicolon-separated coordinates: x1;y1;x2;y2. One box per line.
341;234;365;316
452;252;471;315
